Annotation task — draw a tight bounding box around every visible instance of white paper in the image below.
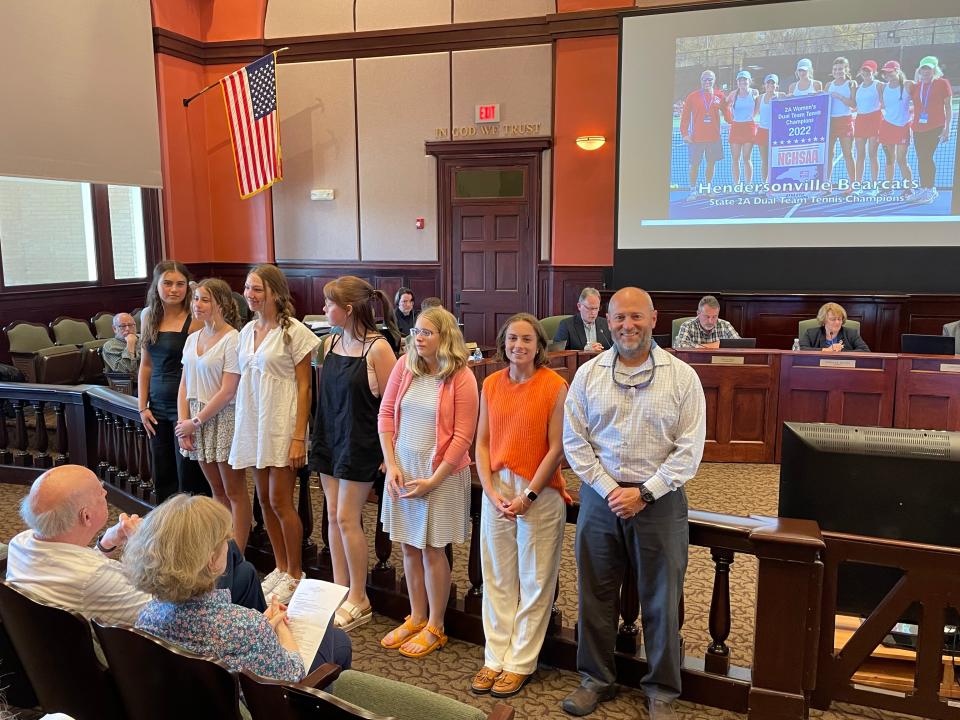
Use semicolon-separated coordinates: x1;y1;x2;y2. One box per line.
285;579;349;671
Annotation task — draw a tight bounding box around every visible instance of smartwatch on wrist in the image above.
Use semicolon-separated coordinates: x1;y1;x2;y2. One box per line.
191;416;202;428
96;535;116;554
639;484;656;504
524;487;538;503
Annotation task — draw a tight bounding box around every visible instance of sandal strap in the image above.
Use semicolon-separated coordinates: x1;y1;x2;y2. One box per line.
425;624;446;639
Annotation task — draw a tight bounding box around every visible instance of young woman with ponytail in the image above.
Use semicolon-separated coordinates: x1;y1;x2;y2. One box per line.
310;275;399;630
174;278;252;552
230;265;320;604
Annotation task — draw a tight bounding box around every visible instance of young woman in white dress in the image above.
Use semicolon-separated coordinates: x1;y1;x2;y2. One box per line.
174;278;251;552
230;265;320;604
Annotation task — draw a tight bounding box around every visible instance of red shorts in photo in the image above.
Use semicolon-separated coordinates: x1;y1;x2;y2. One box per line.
878;120;910;146
729;121;757;145
755;127;770;146
830;115;854;138
853;110;882;138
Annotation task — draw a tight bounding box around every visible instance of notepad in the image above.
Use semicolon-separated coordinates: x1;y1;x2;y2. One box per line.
286;579;349;671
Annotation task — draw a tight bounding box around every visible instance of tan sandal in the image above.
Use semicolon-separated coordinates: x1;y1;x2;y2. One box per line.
380;615;427;649
398;624;448;658
334;599;372;631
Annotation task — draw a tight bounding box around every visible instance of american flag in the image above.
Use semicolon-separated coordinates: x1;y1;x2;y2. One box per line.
220;52;282;199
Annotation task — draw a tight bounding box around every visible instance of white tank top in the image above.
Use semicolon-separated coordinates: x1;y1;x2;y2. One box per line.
731;91;756;122
758;94;775;129
829;80;853;117
856;81;881;114
793;79;817;96
882;83;911;127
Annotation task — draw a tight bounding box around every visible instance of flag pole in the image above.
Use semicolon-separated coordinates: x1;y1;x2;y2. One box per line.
182;47;290;107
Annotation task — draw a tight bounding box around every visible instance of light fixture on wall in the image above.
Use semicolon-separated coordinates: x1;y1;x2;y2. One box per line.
575;135;606;151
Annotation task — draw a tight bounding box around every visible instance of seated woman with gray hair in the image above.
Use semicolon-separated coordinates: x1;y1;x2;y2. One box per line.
123;494;351;680
799;302;870;352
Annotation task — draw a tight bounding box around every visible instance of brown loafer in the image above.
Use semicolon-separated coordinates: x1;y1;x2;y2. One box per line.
491;671;531;698
470;666;501;694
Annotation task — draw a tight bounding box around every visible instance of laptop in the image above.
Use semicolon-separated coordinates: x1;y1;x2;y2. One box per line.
548;340;568;353
719;338;757;349
652;333;671;349
900;334;956;356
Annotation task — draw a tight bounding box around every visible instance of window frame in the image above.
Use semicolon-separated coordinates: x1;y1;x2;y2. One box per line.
0;183;161;293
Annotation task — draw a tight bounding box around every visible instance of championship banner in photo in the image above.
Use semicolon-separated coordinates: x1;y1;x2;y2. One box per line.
769;94;831;188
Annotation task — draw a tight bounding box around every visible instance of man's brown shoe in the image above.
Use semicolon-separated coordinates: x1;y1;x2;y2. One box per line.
490;671;531;698
470;666;500;694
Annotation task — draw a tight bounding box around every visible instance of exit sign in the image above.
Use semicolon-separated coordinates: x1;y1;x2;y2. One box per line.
475;104;500;124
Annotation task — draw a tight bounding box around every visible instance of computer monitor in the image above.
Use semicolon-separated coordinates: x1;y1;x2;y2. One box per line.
779;422;960;623
900;334;956;356
719;338;756;349
653;333;671;349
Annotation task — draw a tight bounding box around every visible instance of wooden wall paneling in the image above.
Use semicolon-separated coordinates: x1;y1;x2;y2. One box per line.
374;276;404;306
536;265;606;317
776;352;899;461
894;355;960;431
284;276;313;320
903;297;960;337
408;277;440;304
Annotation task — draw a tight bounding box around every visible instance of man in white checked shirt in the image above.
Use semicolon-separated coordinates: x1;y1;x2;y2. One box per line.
561;288;706;720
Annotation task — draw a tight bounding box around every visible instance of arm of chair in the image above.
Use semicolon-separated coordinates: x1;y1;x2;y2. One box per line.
487;702;516;720
300;662;341;689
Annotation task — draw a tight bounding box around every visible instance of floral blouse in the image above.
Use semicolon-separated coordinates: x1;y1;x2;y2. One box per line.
137;589;304;681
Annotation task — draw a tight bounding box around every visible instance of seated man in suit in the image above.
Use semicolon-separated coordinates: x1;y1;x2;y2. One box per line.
554;287;612;352
944;320;960;355
6;464;266;625
675;295;741;349
799;302;870;352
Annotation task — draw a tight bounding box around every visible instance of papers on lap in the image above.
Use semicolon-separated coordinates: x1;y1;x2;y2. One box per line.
286;579;349;670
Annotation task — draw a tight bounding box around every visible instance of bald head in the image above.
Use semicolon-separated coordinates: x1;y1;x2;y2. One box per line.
608;287;654;314
113;312;137;340
21;465;105;542
607;287;657;361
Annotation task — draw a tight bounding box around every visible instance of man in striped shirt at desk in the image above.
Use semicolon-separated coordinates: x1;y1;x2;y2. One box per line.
561;288;706;720
674;295;741;349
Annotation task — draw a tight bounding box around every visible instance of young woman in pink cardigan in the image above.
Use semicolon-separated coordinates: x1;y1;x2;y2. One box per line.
377;306;479;658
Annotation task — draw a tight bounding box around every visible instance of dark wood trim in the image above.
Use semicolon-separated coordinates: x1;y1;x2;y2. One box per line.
91;185;116;286
154;10;621;66
425;137;552;157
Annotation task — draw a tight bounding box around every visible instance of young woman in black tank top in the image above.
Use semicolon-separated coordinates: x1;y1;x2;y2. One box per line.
309;275;400;630
137;261;206;502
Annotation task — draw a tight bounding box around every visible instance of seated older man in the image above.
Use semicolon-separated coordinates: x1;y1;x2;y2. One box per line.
6;465;265;625
675;295;741;349
101;312;141;373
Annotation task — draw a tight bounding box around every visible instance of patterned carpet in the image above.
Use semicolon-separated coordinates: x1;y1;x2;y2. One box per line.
0;467;919;720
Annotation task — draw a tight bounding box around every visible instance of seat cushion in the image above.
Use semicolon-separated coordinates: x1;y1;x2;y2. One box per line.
330;669;486;720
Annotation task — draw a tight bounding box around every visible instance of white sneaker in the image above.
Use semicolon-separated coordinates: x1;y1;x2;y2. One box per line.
260;568;284;596
914;188;936;204
270;572;305;605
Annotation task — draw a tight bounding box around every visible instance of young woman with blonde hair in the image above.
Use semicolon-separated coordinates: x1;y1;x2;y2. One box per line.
230;265;320;604
174;278;251;552
138;260;206;502
377;307;479;658
310;276;399;630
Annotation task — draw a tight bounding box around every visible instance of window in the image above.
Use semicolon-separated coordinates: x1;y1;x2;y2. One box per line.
0;176;159;290
454;168;525;199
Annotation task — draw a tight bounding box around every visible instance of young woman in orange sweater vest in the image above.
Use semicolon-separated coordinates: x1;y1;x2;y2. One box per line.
472;313;570;698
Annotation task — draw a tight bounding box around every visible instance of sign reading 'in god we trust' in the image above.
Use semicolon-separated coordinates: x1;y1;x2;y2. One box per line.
435;122;543;139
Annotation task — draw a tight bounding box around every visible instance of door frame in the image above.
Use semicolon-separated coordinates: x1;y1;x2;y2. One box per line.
426;137;551;318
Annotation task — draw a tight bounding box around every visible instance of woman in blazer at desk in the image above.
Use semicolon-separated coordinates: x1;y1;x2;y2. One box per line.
800;302;870;352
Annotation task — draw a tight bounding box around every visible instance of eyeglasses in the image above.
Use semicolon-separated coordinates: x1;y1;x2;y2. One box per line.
409;328;435;338
116;323;137;329
610;341;658;390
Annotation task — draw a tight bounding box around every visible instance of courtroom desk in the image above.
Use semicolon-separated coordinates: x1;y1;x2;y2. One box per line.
894;354;960;431
672;348;781;463
776;350;899;461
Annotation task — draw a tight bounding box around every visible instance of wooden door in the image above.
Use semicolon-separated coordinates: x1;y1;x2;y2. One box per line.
452;202;531;346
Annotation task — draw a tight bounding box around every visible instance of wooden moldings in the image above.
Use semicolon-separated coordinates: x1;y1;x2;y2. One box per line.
894;355;960;431
154;11;620;66
538;266;607;318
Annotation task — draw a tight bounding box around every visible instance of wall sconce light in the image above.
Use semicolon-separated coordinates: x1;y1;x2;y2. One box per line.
575;135;606;151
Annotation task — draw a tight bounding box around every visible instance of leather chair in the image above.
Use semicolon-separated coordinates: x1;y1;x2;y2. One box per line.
798;317;861;339
131;308;143;332
233;291;251;325
51;316;107;383
539;314;572;342
0;581;124;720
4;321;81;384
92;311;116;340
671;316;695;348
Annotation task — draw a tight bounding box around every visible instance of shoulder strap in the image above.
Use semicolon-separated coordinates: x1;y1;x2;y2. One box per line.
361;335;385;359
180;313;191;334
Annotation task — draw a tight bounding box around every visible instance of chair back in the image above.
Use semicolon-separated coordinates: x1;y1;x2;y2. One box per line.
51;316;96;346
671;316;695;347
0;581;124;720
131;308;143;332
36;345;83;384
105;370;137;395
798;317;861;339
240;670;382;720
539;315;572;341
92;312;116;339
5;321;54;352
232;291;251;325
93;620;243;720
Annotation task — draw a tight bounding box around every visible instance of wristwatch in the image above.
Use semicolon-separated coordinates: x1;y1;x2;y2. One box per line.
191;416;202;428
96;535;116;554
639;484;656;504
524;488;538;503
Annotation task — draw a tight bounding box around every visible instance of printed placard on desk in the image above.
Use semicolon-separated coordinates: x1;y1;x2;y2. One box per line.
819;358;857;368
711;355;745;365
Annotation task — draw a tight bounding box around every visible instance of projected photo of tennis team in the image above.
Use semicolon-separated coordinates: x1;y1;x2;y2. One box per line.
670;18;959;221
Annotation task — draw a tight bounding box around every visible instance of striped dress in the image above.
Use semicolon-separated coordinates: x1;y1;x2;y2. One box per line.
380;374;471;548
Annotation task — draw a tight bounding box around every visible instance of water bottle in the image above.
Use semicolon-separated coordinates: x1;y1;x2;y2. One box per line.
471;347;483;362
792;338;800;351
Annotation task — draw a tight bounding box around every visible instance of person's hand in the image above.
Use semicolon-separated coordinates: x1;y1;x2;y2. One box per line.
139;408;157;437
288;438;306;470
174;418;196;438
504;494;529;518
264;596;289;630
682;134;691;144
607;486;646;519
484;488;516;520
125;334;138;353
178;434;195;452
102;512;141;549
400;477;437;499
589;342;604;352
385;466;405;499
701;340;721;350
